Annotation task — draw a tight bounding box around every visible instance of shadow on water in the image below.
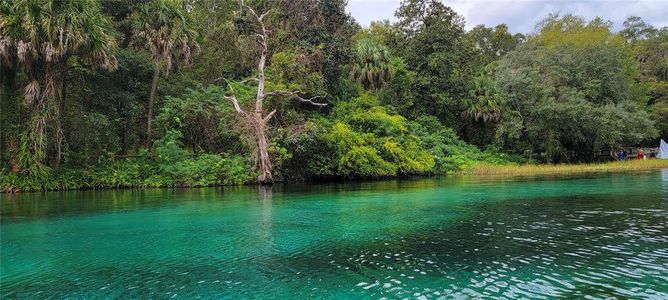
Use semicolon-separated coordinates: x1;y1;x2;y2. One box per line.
1;172;643;220
2;176;462;220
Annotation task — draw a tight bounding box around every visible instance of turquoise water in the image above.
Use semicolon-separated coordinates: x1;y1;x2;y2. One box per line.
2;171;668;298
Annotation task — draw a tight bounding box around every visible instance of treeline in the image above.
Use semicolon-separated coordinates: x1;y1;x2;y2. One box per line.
1;0;666;191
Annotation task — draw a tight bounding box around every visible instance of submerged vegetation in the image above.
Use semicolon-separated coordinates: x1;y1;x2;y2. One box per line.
1;0;666;192
464;160;668;177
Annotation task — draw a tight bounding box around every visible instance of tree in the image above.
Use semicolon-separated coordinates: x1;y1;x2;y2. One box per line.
467;24;524;67
620;16;657;43
624;18;668;139
187;0;245;85
461;71;507;146
463;74;506;123
223;1;327;184
0;0;118;172
350;36;393;91
130;0;199;147
493;15;657;162
392;0;478;127
268;0;358;100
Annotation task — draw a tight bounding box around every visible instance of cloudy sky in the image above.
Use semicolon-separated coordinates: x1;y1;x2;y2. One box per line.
346;0;668;33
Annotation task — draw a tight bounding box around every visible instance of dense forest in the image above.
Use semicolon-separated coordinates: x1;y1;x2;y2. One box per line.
1;0;666;191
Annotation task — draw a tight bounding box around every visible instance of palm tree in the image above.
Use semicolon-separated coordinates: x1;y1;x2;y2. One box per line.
463;74;506;123
130;0;199;147
350;37;393;91
0;0;118;171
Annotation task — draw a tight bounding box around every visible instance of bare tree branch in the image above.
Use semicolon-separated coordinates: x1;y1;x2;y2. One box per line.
224;95;244;114
239;0;260;21
217;77;259;84
295;95;328;107
222;78;244;114
264;109;277;122
240;0;268;47
239;77;259;84
265;90;328;107
259;9;273;21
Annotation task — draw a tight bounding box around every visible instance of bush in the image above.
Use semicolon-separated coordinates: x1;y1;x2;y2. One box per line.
409;115;519;173
279;120;338;181
280;94;440;179
339;146;397;177
1;130;254;192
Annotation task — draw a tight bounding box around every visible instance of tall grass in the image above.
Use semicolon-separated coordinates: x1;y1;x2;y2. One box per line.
463;160;668;177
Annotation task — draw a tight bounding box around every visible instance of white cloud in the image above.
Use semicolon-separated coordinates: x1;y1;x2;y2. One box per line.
346;0;668;33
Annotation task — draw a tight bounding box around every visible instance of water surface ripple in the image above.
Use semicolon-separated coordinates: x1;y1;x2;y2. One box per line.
2;171;668;299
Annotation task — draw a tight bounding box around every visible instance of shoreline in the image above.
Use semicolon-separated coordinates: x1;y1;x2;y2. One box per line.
461;160;668;177
3;160;667;194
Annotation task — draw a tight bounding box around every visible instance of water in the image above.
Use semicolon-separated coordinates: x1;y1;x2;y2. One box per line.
2;171;668;299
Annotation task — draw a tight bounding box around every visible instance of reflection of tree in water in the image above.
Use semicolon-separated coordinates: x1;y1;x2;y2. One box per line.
258;185;274;247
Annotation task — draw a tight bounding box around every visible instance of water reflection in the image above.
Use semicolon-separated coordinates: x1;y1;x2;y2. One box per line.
258;185;273;250
1;172;667;298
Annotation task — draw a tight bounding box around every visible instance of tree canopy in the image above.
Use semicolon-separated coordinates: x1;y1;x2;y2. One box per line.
1;1;665;191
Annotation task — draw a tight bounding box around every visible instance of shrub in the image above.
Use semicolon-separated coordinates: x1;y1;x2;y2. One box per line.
339;146;397;177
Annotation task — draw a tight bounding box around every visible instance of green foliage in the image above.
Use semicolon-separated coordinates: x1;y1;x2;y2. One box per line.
1;131;253;192
378;58;419;117
279;94;511;179
268;0;358;99
69;49;153;160
150;130;253;186
339;146;398;177
408;116;518;173
156;85;243;153
463;73;507;123
349;36;393;91
467;24;524;65
627;22;668;138
1;0;119;171
2;2;665;192
333;94;406;135
187;0;244;84
278;120;337;181
391;0;479;127
270;50;327;95
130;0;198;71
537;14;621;48
650;99;668;138
492;15;659;162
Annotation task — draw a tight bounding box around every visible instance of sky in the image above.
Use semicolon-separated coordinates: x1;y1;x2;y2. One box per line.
346;0;668;33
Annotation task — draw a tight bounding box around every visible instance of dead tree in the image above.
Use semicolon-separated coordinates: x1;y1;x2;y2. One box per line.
224;1;326;184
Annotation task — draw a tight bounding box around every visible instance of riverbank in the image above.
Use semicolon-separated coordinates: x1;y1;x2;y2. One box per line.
462;159;668;177
4;159;667;193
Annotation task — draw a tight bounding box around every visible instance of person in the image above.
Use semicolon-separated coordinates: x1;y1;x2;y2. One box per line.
637;149;645;160
619;150;626;161
650;151;656;159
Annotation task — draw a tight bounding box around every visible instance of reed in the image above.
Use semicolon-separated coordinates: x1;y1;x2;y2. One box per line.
462;160;668;176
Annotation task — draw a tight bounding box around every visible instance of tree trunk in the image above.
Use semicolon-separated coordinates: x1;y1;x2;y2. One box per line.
254;113;273;184
55;66;67;167
146;63;160;148
224;2;325;184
